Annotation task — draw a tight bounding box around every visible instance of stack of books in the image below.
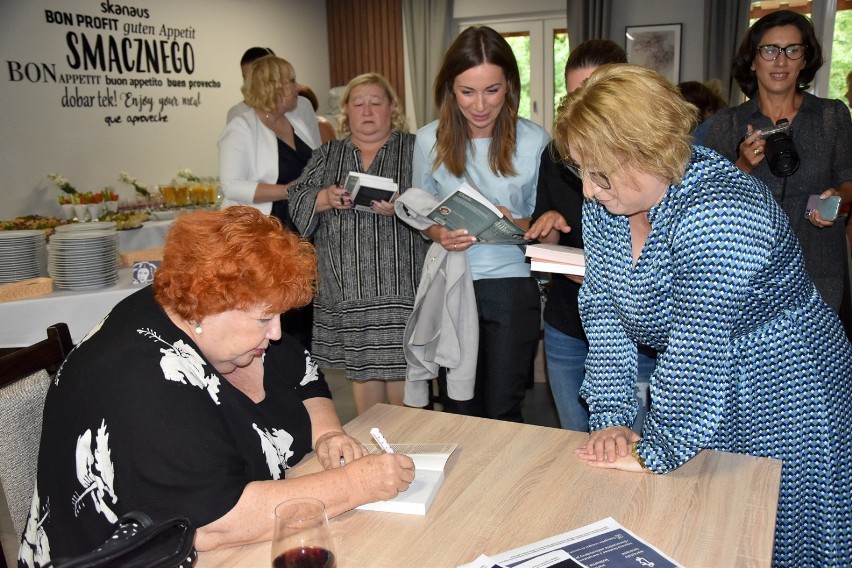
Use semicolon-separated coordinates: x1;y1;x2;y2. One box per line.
525;243;585;276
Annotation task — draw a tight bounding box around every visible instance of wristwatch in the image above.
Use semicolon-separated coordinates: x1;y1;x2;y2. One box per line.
630;442;647;470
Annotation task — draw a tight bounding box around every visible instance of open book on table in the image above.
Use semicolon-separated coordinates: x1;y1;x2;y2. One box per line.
525;243;586;276
343;172;398;212
356;443;458;516
459;517;682;568
428;183;530;244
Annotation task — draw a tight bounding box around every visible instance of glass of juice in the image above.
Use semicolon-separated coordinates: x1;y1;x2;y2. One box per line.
271;498;336;568
175;184;190;207
160;184;176;207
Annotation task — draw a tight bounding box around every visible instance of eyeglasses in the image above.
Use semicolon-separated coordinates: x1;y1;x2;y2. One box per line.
756;44;806;61
565;160;611;190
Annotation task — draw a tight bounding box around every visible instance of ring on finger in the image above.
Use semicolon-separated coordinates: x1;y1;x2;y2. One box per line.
754;147;761;155
339;457;346;467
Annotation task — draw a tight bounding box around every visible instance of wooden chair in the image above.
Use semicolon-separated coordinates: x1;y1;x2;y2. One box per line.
0;323;74;568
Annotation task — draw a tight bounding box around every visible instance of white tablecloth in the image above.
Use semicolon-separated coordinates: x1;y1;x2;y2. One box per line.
117;219;173;252
0;268;142;347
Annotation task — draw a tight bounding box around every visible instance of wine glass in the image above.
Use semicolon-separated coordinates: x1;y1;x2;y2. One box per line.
271;498;337;568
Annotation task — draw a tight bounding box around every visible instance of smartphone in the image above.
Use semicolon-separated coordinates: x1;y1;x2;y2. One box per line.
806;195;841;222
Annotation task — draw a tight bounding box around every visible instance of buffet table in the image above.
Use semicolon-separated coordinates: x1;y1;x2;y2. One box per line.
117;219;173;252
0;268;142;347
197;404;782;568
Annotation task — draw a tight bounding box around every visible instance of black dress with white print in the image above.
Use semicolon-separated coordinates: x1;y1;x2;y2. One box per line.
18;286;331;567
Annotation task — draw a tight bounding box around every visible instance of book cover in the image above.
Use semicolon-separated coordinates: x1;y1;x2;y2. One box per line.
356;443;458;516
427;183;529;245
460;517;682;568
343;172;398;212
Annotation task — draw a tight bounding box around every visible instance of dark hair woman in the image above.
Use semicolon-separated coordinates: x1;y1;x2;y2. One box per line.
411;26;550;422
705;9;852;319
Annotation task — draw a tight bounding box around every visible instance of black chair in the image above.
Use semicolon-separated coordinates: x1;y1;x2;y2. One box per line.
0;323;74;568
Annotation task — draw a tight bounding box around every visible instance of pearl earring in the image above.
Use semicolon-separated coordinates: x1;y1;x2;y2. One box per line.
194;323;203;335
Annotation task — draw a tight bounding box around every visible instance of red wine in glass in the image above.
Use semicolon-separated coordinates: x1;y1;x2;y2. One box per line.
272;546;336;568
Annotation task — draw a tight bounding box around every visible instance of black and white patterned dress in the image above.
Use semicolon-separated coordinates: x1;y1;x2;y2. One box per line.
579;146;852;567
288;131;428;381
18;287;330;567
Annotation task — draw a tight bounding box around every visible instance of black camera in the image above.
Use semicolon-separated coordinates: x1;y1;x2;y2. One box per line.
760;119;799;177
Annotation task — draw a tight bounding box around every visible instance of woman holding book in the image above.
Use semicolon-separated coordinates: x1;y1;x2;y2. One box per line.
559;63;852;567
411;26;550;422
525;39;654;433
289;73;428;414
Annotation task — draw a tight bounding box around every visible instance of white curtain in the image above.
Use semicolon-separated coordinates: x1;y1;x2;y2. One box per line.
402;0;452;128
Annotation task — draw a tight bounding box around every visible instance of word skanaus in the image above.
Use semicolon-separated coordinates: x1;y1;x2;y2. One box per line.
66;32;194;74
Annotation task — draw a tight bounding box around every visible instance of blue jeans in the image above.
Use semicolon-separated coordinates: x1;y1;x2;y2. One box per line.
544;322;655;433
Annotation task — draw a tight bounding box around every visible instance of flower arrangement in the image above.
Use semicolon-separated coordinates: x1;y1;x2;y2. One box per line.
47;173;78;195
176;167;200;182
119;171;150;197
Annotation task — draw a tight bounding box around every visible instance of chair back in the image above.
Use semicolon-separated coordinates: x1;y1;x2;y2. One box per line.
0;323;74;562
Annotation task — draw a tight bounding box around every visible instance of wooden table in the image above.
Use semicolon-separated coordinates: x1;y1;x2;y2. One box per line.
197;404;781;568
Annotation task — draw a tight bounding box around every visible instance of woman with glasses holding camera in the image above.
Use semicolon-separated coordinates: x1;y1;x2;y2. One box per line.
705;10;852;318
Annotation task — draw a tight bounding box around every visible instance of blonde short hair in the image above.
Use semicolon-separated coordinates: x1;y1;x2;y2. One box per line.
554;64;698;185
242;55;296;114
338;73;408;135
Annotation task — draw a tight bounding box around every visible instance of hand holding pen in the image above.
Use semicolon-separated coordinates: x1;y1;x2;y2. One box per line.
335;427;414;502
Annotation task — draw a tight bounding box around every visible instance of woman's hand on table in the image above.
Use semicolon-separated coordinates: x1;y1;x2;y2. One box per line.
575;426;639;461
343;453;416;502
315;430;367;469
423;224;477;252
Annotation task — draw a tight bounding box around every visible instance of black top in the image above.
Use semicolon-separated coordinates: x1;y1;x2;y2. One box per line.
19;287;331;567
272;134;313;233
531;142;586;340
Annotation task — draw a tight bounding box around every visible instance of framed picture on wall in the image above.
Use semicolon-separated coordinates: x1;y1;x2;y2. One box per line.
625;24;682;84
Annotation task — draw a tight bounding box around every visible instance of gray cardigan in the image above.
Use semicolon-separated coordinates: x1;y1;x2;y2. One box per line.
395;189;478;406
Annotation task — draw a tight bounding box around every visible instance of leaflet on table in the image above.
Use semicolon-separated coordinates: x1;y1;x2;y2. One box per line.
342;172;398;212
525;243;586;276
427;183;529;244
458;517;682;568
356;443;458;516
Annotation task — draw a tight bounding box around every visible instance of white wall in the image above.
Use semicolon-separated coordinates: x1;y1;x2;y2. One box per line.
454;0;566;20
609;0;705;84
0;0;329;219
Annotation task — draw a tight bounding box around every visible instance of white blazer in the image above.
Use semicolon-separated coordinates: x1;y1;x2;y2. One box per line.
218;96;322;214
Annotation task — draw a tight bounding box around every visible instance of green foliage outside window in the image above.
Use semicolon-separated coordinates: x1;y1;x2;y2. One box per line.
505;35;531;120
828;10;851;103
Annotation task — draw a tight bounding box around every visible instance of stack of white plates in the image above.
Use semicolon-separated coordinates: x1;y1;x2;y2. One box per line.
0;230;48;283
48;229;119;290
